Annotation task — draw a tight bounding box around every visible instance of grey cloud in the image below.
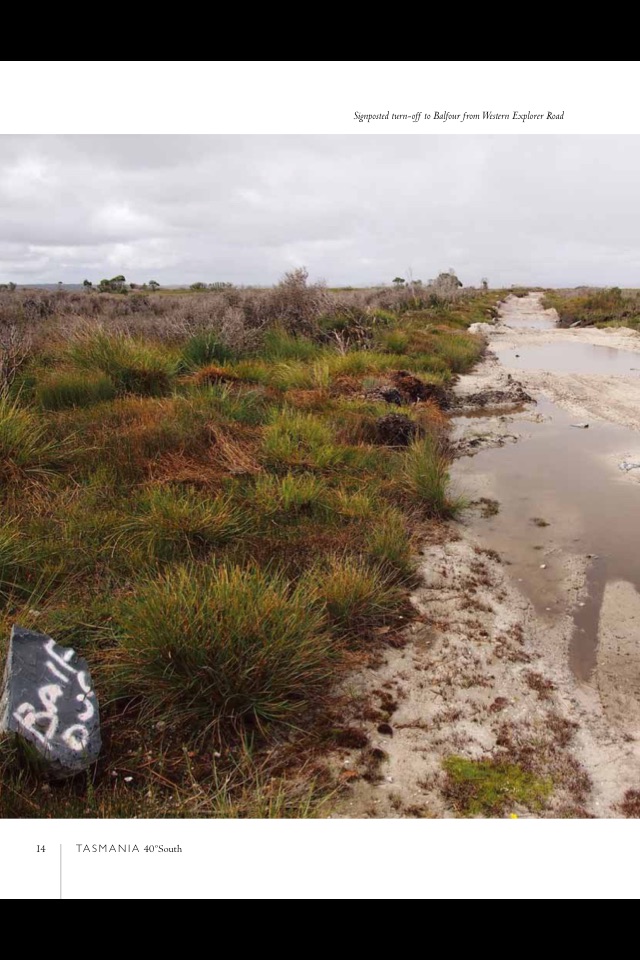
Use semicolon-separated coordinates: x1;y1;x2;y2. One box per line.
0;135;639;286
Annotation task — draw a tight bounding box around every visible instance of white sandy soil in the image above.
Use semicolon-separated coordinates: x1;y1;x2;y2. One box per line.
332;294;640;818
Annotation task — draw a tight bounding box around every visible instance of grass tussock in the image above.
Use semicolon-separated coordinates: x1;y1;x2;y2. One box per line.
262;408;345;470
401;435;464;517
69;331;176;396
114;564;334;731
252;472;330;521
194;384;268;426
0;523;43;597
179;330;237;370
432;330;484;373
302;555;404;641
117;487;249;561
365;507;415;581
36;370;116;410
262;326;323;362
0;395;68;476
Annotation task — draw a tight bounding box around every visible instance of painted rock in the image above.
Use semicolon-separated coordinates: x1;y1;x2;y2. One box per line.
0;626;101;777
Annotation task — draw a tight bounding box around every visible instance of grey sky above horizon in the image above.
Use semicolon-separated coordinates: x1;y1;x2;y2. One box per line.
0;134;637;288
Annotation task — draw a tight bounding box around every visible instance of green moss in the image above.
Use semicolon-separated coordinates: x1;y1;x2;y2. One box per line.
442;755;552;817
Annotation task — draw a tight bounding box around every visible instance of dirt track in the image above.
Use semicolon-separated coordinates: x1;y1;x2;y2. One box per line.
334;294;640;818
476;294;640;430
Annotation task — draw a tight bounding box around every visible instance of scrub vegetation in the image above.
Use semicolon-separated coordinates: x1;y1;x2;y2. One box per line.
0;270;495;817
543;287;640;330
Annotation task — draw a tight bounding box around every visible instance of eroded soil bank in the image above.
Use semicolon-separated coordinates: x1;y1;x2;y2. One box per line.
333;293;640;818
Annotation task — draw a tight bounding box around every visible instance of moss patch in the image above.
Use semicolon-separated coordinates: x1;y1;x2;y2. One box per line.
442;755;552;817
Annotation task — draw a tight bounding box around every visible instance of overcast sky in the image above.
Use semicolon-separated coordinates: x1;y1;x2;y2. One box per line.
1;135;638;287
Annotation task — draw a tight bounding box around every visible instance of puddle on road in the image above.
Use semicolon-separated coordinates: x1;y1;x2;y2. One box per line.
495;341;640;377
454;404;527;420
503;312;557;331
452;399;640;680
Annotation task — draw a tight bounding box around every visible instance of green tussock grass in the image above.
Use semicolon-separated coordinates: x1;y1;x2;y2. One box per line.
0;523;45;598
268;361;318;391
364;507;415;581
190;383;269;425
251;472;330;521
262;408;346;470
302;555;403;641
325;351;402;378
262;326;323;361
0;395;68;476
35;370;117;410
68;331;177;396
328;486;380;520
442;755;552;817
432;330;484;373
116;487;249;561
401;435;464;517
179;330;237;370
218;359;272;385
113;564;334;731
378;330;410;354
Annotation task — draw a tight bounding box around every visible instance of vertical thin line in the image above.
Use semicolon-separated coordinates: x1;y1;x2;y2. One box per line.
59;845;62;899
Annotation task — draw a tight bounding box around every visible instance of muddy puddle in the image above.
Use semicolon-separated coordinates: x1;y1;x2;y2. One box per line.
494;341;640;377
454;404;527;419
452;398;640;680
503;311;557;331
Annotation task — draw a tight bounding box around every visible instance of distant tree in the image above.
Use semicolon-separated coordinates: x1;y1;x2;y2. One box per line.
209;282;233;290
190;282;208;291
481;277;489;291
98;275;128;294
148;280;160;291
393;276;405;286
433;270;463;292
83;279;93;291
7;281;16;292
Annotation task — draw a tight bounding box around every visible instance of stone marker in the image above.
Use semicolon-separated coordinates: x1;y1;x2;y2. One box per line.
0;625;101;777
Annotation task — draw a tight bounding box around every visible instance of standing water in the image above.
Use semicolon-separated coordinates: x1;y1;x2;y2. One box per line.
452;294;640;681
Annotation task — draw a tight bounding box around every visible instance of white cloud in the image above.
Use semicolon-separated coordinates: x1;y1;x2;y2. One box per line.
0;135;639;286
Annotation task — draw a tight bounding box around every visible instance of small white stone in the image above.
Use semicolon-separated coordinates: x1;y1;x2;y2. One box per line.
124;776;133;783
540;564;547;569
